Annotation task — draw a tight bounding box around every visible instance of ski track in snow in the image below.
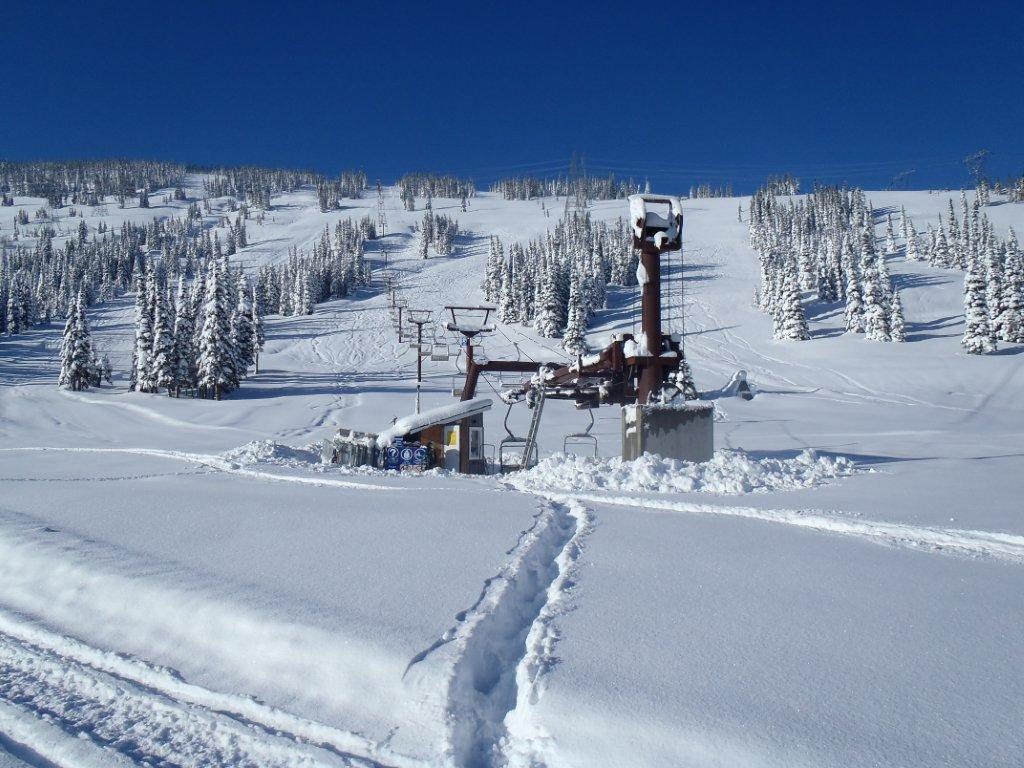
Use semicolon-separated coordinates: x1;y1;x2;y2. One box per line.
403;499;592;768
540;491;1024;565
0;614;418;768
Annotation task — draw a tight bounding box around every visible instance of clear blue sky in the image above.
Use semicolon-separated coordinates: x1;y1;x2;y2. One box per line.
2;0;1021;192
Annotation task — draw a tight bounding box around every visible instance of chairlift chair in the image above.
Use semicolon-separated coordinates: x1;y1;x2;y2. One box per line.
499;438;538;474
498;402;539;473
429;328;453;361
563;409;599;457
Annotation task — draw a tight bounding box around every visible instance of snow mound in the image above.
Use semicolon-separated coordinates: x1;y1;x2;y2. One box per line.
221;440;322;467
507;449;864;495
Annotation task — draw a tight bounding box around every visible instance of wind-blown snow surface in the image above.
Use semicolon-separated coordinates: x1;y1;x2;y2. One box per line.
0;179;1022;767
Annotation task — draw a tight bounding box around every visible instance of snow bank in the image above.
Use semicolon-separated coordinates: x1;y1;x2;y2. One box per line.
221;439;322;467
507;449;864;495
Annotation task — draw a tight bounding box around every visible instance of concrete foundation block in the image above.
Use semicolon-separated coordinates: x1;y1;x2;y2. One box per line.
622;402;714;462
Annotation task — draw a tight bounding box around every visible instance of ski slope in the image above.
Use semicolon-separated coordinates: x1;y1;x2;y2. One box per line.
0;178;1022;767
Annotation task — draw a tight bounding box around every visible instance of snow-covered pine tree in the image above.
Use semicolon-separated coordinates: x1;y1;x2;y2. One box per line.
885;214;896;255
132;269;157;392
905;221;921;261
829;236;846;300
57;302;76;388
862;265;891;342
230;281;255;382
483;236;504;302
152;284;175;394
562;263;588;354
947;199;962;268
235;214;247;248
251;285;265;374
5;274;25;335
985;238;1004;335
419;221;430;259
844;259;865;333
775;259;809;341
497;256;517;324
931;226;950;269
674;354;698;400
889;290;907;342
587;240;606;312
996;242;1024;343
196;261;234;399
278;264;293;316
513;244;534;323
171;276;195;397
797;226;816;290
816;239;837;302
961;255;996;354
533;262;565;338
57;292;94;391
296;265;313;315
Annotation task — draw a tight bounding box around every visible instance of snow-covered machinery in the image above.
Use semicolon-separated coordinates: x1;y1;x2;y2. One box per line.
457;193;713;464
630;193;683;254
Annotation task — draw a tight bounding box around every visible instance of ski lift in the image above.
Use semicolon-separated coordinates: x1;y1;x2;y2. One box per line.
563;409;598;457
429;328;453;362
498;402;538;473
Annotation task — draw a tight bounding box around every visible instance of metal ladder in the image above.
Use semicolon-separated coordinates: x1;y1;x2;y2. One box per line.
521;387;546;468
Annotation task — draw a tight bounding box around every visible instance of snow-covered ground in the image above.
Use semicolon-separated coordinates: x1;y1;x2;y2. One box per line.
0;178;1022;767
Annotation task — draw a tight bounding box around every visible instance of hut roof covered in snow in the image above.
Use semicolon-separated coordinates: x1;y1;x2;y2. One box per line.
376;397;493;447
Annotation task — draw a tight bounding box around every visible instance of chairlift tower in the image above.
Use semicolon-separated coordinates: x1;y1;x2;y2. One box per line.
450;194;711;465
390;295;408;342
628;194;684;403
376;180;387;237
406;308;433;413
444;305;495;400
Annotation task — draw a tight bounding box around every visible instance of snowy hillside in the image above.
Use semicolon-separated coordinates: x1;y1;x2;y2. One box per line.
1;175;1022;768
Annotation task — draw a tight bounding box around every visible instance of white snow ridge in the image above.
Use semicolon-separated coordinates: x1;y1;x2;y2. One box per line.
507;448;864;495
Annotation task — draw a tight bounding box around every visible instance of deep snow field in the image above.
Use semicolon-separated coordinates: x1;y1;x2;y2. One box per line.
0;177;1022;768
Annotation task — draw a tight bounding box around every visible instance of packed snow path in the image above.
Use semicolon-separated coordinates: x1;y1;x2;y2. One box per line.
1;180;1022;766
